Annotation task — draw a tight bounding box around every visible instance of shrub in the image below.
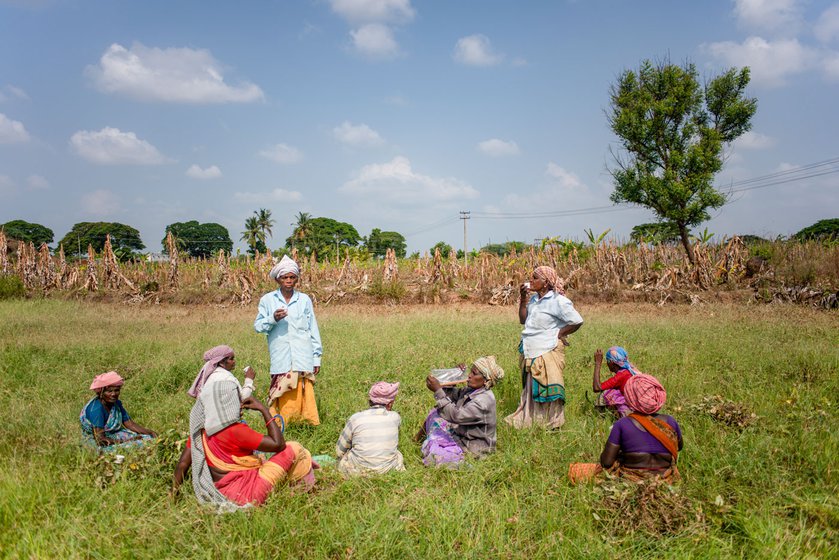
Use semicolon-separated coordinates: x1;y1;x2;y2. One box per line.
0;275;25;299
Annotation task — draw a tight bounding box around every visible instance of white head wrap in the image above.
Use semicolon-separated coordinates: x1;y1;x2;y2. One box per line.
269;255;300;280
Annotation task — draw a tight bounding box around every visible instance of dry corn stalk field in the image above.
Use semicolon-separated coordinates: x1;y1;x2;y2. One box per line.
1;230;837;308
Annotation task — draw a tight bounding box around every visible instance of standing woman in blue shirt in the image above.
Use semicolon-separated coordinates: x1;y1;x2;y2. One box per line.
254;255;323;425
505;266;583;430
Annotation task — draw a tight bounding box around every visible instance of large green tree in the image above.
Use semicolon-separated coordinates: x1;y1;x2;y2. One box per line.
161;221;233;258
58;222;145;257
1;220;54;246
794;218;839;242
608;58;757;263
285;216;361;259
365;228;407;258
430;241;453;258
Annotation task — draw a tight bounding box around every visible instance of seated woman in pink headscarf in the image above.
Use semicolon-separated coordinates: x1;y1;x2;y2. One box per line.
80;371;157;452
569;374;682;483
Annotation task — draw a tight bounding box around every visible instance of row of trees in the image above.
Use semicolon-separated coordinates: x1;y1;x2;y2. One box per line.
2;216;836;263
0;211;409;261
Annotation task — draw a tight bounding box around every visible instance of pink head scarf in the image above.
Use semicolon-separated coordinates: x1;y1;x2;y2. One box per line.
368;381;400;405
90;371;124;391
533;266;565;295
622;373;667;415
187;345;234;398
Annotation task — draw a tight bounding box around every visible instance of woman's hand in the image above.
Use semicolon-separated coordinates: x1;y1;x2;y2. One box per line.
313;366;320;375
273;308;288;321
241;396;267;412
519;282;529;299
426;375;442;392
244;365;256;380
594;349;603;365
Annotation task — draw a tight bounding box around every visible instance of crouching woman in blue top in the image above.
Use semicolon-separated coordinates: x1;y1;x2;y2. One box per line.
80;371;157;452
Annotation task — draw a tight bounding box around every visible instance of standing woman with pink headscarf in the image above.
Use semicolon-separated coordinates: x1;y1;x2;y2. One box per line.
505;266;583;430
80;371;157;451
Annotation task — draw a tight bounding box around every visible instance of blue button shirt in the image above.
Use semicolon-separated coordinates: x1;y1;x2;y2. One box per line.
521;291;583;359
254;289;322;374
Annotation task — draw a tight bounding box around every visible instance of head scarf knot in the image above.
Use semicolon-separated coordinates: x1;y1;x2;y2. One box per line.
472;356;505;388
369;381;400;405
269;255;300;280
533;266;565;295
90;371;124;391
605;346;642;376
187;345;234;398
622;374;666;415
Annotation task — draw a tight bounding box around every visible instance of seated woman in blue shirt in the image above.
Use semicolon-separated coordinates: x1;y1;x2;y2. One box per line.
80;371;156;451
505;266;583;430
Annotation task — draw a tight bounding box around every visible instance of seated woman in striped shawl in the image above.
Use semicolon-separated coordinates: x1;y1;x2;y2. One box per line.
171;370;316;509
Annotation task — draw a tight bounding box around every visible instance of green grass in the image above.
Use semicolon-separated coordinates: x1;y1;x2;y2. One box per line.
0;300;837;559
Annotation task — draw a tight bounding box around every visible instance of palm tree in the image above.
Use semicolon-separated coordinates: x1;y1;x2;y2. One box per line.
241;216;266;255
256;208;275;242
293;212;312;241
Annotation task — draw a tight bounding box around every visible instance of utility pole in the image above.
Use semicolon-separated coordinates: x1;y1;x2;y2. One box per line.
459;211;470;267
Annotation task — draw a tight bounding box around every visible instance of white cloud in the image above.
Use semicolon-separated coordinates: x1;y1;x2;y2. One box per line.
70;127;171;165
340;156;479;203
702;36;817;87
815;5;839;44
0;85;29;103
82;189;121;216
350;23;400;58
258;143;303;164
453;34;503;66
333;121;384;147
26;174;49;190
733;131;777;150
330;0;415;24
0;113;30;143
545;163;585;191
733;0;803;34
477;138;520;157
234;188;303;203
186;164;222;179
86;42;264;104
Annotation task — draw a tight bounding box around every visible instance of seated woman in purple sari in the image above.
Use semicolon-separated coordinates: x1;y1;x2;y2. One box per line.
417;356;504;466
80;371;157;452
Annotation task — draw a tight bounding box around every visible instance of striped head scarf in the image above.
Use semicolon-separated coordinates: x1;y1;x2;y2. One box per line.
622;374;666;415
533;266;565;295
605;346;641;376
187;345;234;398
472;355;505;389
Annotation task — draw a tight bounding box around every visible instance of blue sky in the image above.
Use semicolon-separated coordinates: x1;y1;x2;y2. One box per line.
1;0;837;254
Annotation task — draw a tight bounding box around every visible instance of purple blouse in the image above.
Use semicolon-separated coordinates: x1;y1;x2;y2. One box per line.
607;415;682;455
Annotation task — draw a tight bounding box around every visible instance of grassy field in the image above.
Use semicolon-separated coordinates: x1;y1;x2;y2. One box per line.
0;299;837;559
